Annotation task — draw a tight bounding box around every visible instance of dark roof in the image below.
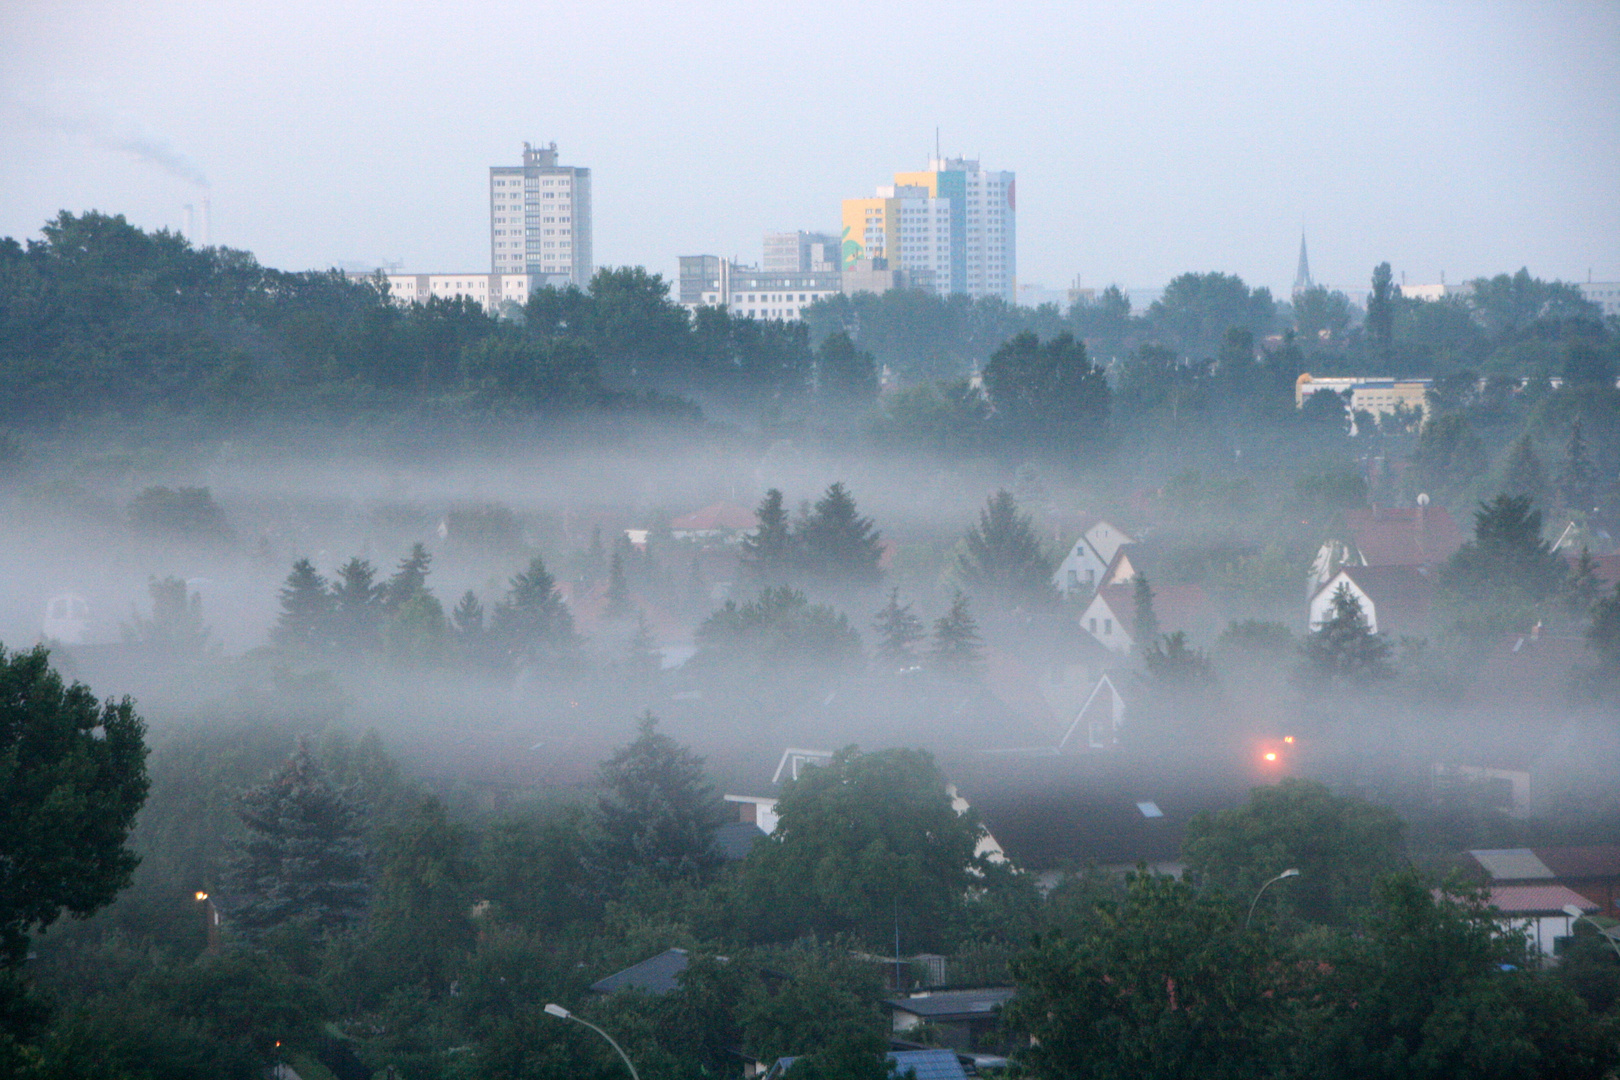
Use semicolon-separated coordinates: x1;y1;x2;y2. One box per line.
590;947;688;995
715;821;766;861
1091;582;1216;642
886;988;1015;1021
770;1049;969;1080
1346;505;1463;567
1330;564;1436;636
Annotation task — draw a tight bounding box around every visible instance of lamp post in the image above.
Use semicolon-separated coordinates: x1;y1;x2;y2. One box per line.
194;891;221;954
1246;869;1301;929
1562;904;1620;962
543;1003;641;1080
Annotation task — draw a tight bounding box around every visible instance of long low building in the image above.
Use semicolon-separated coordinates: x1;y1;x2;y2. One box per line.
381;271;538;312
1295;372;1432;424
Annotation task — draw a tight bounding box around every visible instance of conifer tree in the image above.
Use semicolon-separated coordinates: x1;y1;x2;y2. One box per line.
588;713;724;886
799;482;884;587
930;590;983;675
1501;435;1548;506
627;611;662;680
383;543;433;611
331;557;384;650
1301;585;1392;682
954;489;1055;608
491;556;578;665
742;488;795;581
451;590;484;636
273;558;334;652
1567;548;1603;616
224;739;369;940
873;588;925;667
605;550;632;618
1133;573;1160;653
1562;419;1596;511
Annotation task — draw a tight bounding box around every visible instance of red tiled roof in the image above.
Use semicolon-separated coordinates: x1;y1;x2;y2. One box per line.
1487;884;1598;915
1347;505;1463;567
670;503;758;533
1093;582;1215;641
1329;564;1436;637
1566;553;1620;587
1536;846;1620;879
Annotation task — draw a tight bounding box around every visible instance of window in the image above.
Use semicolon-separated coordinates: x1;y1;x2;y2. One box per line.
1068;570;1078;588
1089;617;1097;633
1104;619;1113;635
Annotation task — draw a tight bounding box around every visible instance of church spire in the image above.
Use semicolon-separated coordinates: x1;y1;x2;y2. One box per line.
1293;233;1313;295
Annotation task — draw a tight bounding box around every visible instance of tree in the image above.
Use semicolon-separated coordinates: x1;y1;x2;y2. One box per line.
0;644;149;967
1293;285;1353;341
382;543;432;611
741;488;796;582
953;490;1054;609
1141;631;1215;687
1182;779;1405;926
981;331;1110;448
1585;582;1620;693
815;330;878;407
1441;495;1568;638
1500;434;1548;506
605;550;632;618
272;559;333;652
1301;585;1392;682
330;557;384;651
695;587;863;672
798;483;884;587
1146;271;1275;361
491;556;578;666
872;589;924;668
930;590;983;676
1133;573;1160;651
355;796;475;994
589;713;725;886
1366;261;1396;362
1003;871;1293;1080
128;485;231;542
739;747;985;949
1562;418;1597;511
1413;413;1486;498
223;739;369;940
122;576;212;657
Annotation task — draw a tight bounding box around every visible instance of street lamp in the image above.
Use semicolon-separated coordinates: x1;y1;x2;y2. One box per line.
194;891;220;954
1562;904;1620;962
543;1003;641;1080
1246;869;1301;929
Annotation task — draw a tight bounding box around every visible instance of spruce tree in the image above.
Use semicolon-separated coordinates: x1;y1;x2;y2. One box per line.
605;550;632;618
955;489;1055;609
873;588;925;667
224;739;369;939
331;557;384;651
930;590;983;675
273;558;333;652
1562;419;1596;511
627;611;662;680
742;488;795;581
492;556;578;665
589;713;724;886
383;543;432;612
1302;585;1392;682
1133;573;1160;653
799;482;884;587
1441;495;1568;637
451;590;484;635
1501;435;1548;506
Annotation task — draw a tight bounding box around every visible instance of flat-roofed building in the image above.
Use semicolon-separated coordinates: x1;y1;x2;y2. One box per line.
382;272;536;312
677;255;841;322
489;141;592;288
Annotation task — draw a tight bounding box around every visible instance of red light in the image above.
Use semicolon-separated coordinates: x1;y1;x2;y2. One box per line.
1264;752;1277;762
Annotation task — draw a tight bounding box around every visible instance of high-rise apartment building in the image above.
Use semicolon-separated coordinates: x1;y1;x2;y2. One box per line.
840;157;1015;302
489;142;592;288
763;231;841;273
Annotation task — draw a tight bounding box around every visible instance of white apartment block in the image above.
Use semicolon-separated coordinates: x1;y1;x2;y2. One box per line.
382;272;536;313
489;142;592;288
677;255;841;322
1579;281;1620;319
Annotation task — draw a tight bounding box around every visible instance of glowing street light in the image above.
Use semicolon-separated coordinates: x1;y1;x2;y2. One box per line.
543;1003;641;1080
1246;868;1301;929
194;890;221;954
1562;904;1620;962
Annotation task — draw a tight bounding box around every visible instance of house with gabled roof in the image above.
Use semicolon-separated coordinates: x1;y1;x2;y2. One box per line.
1053;518;1134;598
1307;564;1435;637
1079;582;1216;654
1309;500;1464;593
590;947;691;995
670;502;758;543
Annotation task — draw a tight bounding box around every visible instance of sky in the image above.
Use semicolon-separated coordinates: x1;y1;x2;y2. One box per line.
3;0;1618;299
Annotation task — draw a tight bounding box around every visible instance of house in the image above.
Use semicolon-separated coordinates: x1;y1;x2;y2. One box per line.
590;947;690;995
670;502;758;543
1079;582;1215;654
1458;847;1620;920
1100;542;1160;587
1308;500;1464;593
714;821;768;860
1307;565;1435;637
885;988;1015;1055
1053;518;1134;598
1480;885;1595;957
766;1049;971;1080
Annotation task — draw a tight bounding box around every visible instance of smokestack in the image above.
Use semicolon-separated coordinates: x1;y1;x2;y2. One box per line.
184;203;194;241
202;196;211;247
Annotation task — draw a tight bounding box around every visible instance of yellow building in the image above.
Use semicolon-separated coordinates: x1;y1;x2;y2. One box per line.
1295;372;1431;423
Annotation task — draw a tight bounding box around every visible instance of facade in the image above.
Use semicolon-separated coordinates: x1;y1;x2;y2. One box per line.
1579;281;1620;319
676;255;842;321
1295;372;1432;424
382;271;536;312
489;142;592;288
763;231;840;273
840;157;1015;302
1052;519;1134;598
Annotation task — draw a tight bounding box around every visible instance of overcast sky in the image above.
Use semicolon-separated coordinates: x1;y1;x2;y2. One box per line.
3;1;1617;299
